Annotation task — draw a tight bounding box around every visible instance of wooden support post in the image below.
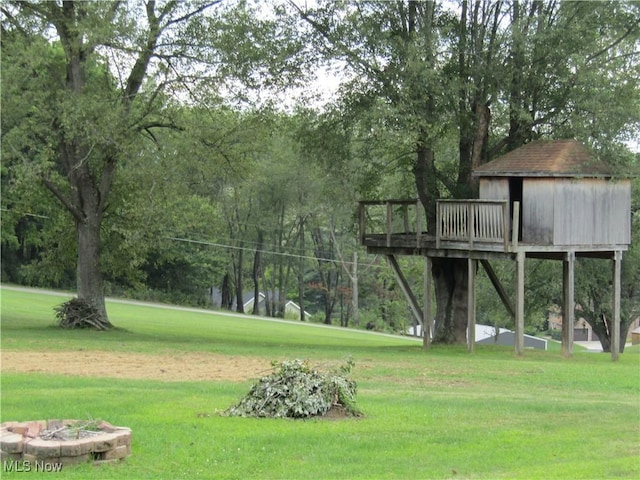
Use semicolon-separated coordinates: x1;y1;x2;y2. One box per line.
386;202;392;247
467;258;477;353
562;251;575;358
415;200;422;247
386;255;424;329
611;250;622;362
423;256;432;348
511;201;520;248
515;250;525;356
435;201;441;249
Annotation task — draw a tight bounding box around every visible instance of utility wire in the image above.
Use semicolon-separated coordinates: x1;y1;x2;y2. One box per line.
165;236;380;267
1;207;381;267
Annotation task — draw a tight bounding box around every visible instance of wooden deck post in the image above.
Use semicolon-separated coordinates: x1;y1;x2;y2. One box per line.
386;202;392;247
611;250;622;361
423;256;432;348
511;202;520;249
467;258;477;353
562;251;575;358
435;201;441;249
515;250;525;355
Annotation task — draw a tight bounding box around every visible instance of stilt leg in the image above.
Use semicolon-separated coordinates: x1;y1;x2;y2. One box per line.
562;251;575;358
611;251;622;361
515;251;525;356
424;256;432;349
468;258;477;353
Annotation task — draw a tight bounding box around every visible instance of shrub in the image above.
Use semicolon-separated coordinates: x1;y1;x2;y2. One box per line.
224;358;360;419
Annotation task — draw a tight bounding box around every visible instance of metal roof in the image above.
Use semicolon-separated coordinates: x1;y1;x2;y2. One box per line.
473;139;616;178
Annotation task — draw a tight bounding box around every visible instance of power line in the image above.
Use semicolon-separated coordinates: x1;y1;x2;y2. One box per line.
0;207;50;219
165;236;380;267
0;207;381;268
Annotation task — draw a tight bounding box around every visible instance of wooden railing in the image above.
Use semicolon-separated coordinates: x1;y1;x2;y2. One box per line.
358;198;516;252
436;200;510;250
358;199;424;247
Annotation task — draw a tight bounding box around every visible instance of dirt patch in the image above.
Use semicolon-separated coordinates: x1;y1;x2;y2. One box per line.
0;350;272;382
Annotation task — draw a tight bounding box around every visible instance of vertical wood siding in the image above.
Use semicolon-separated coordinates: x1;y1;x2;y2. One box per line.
479;178;509;201
522;179;554;245
553;179;630;246
480;176;631;247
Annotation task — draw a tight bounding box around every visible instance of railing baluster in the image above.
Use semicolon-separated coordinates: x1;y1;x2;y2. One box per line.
434;200;510;251
468;202;474;248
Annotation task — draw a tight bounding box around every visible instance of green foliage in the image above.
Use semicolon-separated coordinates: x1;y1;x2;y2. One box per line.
224;358;359;419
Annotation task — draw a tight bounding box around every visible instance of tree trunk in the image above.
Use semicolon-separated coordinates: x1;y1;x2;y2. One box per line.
431;258;468;344
252;230;263;315
234;248;244;313
414;138;469;344
221;272;233;310
76;214;110;326
593;314;631;354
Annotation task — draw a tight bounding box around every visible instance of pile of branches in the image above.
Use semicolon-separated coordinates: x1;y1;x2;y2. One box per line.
40;420;103;441
224;359;361;419
54;298;112;330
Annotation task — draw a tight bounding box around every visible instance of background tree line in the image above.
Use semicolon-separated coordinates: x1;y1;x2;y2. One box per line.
1;0;639;349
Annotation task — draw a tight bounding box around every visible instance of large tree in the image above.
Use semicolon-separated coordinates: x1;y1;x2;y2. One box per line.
284;0;640;344
1;1;243;326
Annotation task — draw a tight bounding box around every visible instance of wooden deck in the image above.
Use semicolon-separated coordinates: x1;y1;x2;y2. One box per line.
358;199;626;259
358;198;625;361
358;198;514;257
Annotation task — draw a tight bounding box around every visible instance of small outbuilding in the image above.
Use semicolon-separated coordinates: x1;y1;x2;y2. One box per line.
473;139;631;250
359;139;633;361
471;139;632;359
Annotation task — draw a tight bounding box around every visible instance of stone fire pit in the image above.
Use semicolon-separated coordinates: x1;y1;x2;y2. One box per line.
0;419;131;467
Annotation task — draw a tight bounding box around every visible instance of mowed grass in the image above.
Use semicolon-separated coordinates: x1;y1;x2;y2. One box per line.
1;286;639;479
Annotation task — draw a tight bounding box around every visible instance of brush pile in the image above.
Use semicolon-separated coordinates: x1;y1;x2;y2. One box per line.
224;359;360;419
54;298;112;330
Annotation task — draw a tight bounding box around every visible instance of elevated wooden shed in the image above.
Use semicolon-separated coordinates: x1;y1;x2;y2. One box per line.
474;139;631;251
359;139;632;360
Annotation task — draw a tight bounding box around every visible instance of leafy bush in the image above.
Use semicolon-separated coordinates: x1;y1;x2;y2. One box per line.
224;359;360;419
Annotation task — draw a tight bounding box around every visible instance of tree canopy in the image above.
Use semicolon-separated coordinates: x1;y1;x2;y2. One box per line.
1;0;639;345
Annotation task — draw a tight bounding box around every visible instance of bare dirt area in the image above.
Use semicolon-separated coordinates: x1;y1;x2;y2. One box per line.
0;350;273;382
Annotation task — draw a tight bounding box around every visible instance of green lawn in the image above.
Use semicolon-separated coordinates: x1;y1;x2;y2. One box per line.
1;286;639;479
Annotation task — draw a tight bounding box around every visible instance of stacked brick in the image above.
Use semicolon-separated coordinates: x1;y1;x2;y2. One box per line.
0;420;131;467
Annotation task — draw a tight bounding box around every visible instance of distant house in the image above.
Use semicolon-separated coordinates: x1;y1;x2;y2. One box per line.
408;324;547;350
243;292;311;319
547;308;640;342
209;288;310;319
547;308;599;342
